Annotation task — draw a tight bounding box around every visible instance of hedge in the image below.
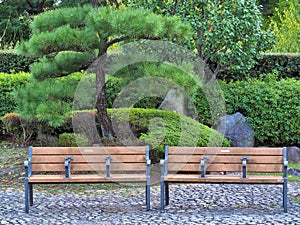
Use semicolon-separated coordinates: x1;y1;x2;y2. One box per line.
194;77;300;147
0;72;30;116
0;51;34;73
222;53;300;80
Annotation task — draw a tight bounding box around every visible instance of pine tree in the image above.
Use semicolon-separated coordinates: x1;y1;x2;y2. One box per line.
17;6;190;137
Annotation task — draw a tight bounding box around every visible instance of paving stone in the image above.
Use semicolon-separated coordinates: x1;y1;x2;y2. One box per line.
0;183;300;224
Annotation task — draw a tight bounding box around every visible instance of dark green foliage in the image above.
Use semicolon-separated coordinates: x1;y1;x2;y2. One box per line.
224;78;300;147
0;72;29;116
127;0;273;79
0;51;34;73
195;77;300;147
222;53;300;80
253;53;300;79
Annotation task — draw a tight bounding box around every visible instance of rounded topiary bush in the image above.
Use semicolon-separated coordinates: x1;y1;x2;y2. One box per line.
108;108;229;152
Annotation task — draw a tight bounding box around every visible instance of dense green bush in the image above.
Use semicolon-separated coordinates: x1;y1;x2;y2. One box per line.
0;72;29;116
194;77;300;147
58;133;89;147
0;51;34;73
222;53;300;80
108;108;229;152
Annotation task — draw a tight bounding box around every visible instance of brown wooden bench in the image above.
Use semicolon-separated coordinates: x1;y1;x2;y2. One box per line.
160;146;288;212
24;146;151;213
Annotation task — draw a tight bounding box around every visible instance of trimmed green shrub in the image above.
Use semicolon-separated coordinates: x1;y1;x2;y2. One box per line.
224;78;300;147
0;72;29;116
58;133;89;147
108;108;229;153
0;51;34;73
194;77;300;147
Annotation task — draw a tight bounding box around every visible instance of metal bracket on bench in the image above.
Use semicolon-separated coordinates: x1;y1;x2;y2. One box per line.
200;157;209;178
64;157;74;178
105;156;112;178
241;157;249;178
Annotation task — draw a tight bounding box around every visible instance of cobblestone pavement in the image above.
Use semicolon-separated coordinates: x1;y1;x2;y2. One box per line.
0;182;299;225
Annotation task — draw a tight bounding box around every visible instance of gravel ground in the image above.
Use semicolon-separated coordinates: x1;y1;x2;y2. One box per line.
0;182;299;225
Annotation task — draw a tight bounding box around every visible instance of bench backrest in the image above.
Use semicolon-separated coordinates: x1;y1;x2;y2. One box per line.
166;146;285;174
29;146;149;174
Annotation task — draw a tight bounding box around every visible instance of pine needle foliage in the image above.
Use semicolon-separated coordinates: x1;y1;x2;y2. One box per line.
16;6;190;128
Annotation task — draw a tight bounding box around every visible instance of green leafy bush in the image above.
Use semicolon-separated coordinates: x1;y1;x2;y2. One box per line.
0;51;34;73
222;53;300;80
1;113;35;146
58;133;89;147
224;77;300;147
108;108;229;152
0;72;29;116
194;77;300;147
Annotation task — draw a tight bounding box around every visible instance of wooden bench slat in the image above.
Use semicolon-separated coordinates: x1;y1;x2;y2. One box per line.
28;174;147;183
32;146;146;155
164;174;284;184
32;163;146;172
168;155;282;164
32;155;146;163
168;147;283;156
168;163;283;173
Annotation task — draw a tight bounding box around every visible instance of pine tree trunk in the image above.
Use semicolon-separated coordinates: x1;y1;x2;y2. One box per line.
95;54;114;138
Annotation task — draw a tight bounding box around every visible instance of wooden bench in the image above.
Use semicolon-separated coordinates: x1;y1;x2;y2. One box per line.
160;146;288;212
24;146;151;213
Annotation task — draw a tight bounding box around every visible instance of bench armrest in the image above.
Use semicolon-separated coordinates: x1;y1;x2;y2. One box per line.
64;157;74;178
283;160;288;178
24;160;32;177
160;159;168;177
146;159;151;185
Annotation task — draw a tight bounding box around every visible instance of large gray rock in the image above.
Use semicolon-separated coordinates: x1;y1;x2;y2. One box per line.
158;89;189;115
287;146;300;164
216;112;254;147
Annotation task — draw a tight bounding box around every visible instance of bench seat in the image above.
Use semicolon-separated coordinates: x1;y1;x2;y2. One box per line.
163;174;284;184
28;174;147;183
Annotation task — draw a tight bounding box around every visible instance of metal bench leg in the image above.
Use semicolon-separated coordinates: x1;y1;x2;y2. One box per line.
283;178;288;213
25;178;29;213
146;184;150;211
165;183;169;206
160;180;165;211
29;184;33;206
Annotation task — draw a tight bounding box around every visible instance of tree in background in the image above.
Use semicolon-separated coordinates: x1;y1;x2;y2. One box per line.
269;0;300;53
0;0;112;48
17;6;190;138
125;0;273;80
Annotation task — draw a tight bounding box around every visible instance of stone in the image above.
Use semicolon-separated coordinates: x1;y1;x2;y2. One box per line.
216;112;255;147
287;168;300;177
286;146;300;164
